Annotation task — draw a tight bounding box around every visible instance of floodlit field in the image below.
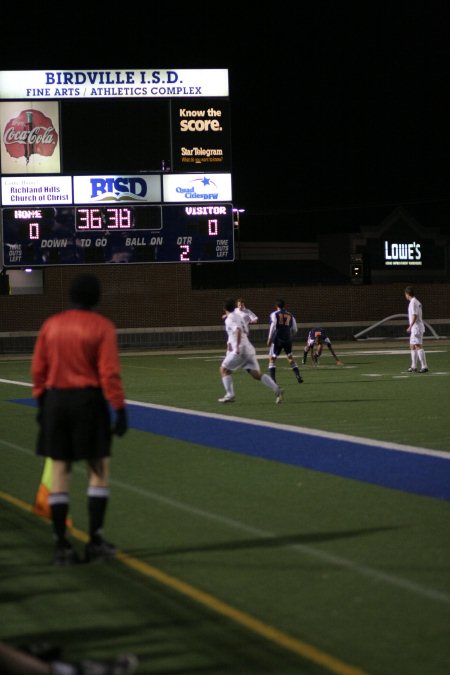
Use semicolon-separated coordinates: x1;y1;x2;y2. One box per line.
1;341;449;675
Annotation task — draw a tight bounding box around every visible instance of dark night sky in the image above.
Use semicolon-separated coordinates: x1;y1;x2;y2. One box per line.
2;2;449;235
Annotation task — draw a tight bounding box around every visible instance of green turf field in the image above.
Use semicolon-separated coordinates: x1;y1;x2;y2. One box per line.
1;341;449;674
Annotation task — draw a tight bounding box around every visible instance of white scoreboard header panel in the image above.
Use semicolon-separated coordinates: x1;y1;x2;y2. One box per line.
0;70;229;100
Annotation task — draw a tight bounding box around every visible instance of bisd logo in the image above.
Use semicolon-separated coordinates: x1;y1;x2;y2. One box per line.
89;177;148;201
3;108;58;164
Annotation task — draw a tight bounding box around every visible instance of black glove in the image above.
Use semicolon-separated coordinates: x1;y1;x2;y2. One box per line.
36;392;46;425
113;407;128;437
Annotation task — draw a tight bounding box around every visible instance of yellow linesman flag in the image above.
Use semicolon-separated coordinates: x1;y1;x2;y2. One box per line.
32;458;72;527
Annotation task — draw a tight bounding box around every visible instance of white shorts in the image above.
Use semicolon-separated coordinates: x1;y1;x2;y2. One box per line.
410;324;424;346
221;345;259;372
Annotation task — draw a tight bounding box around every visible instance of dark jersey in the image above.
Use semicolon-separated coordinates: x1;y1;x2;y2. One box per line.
268;309;298;343
307;327;328;342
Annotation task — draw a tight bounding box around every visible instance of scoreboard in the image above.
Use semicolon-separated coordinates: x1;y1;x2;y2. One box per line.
2;204;234;266
0;69;234;267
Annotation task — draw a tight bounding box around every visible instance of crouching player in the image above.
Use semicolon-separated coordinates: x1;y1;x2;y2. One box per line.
302;328;344;366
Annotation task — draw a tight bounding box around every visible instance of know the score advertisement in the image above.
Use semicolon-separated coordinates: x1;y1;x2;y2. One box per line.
170;98;231;173
0;101;61;174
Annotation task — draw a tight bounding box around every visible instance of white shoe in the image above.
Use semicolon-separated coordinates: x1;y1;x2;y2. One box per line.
218;395;235;403
275;388;284;404
408;367;417;373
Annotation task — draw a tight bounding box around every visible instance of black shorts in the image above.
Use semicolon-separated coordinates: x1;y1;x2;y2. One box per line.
37;388;112;461
272;338;293;357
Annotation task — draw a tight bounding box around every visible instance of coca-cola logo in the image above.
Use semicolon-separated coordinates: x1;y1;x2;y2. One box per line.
3;109;58;164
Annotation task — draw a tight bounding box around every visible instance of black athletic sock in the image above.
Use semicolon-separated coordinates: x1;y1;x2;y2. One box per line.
49;493;69;545
87;486;110;541
269;366;276;382
292;364;301;379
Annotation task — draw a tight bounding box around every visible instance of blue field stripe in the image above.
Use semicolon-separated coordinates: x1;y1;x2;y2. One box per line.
13;398;450;501
126;403;450;501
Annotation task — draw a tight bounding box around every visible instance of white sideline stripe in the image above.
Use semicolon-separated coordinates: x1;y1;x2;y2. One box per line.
0;377;448;460
180;348;447;359
0;378;31;387
0;435;449;605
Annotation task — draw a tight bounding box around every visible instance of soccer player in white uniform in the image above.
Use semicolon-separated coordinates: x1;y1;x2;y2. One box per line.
405;286;428;373
236;297;258;334
219;298;284;404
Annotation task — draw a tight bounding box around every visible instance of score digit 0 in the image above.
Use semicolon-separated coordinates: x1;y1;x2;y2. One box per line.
29;222;40;239
208;218;218;235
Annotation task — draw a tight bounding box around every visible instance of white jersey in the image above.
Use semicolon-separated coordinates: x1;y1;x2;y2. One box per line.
236;307;258;334
222;309;258;371
408;297;424;330
224;310;251;351
408;296;425;344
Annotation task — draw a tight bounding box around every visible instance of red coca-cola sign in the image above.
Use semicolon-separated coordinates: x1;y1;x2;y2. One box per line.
3;108;58;163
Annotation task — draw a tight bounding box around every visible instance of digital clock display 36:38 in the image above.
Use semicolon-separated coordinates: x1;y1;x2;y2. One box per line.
75;205;162;231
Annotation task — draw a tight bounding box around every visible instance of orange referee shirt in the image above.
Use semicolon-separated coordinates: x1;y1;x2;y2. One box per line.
31;309;125;411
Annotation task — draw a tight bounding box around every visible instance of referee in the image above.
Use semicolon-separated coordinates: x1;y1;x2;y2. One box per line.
32;273;128;566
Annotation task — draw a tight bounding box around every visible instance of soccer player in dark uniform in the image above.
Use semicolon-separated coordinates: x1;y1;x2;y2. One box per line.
302;327;344;366
267;299;303;384
31;273;128;566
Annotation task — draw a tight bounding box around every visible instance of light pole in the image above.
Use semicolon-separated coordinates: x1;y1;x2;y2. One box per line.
232;208;245;262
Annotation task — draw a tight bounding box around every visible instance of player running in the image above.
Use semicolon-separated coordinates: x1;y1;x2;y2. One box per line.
267;299;303;384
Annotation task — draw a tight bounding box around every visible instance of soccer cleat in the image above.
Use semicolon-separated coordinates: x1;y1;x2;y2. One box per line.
275;387;284;404
79;654;139;675
301;356;307;365
296;375;303;383
85;538;117;563
218;394;235;403
419;367;429;373
54;541;80;567
407;367;417;372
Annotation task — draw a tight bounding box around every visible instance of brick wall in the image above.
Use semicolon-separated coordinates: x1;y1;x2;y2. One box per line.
1;264;448;334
